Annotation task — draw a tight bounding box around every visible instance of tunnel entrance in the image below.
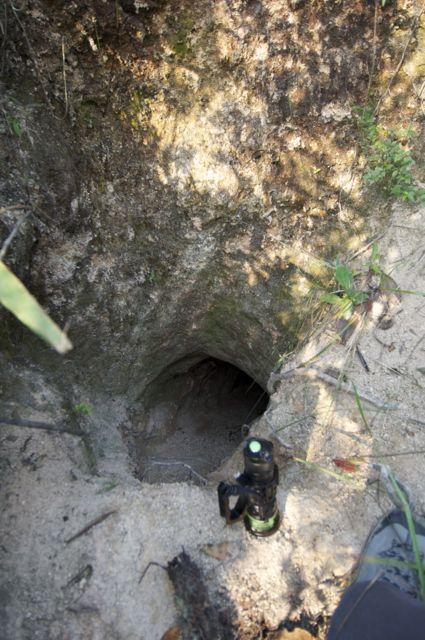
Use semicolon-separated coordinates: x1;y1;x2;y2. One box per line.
129;356;269;483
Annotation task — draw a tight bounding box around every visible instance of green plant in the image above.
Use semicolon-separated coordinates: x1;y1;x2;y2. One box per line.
353;392;425;601
6;115;22;137
366;242;382;275
355;106;425;204
0;259;72;353
320;260;368;319
74;402;92;416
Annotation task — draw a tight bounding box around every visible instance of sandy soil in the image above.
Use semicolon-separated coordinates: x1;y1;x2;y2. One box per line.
1;200;425;640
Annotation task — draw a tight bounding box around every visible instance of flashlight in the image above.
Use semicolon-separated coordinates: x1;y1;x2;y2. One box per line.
217;437;280;537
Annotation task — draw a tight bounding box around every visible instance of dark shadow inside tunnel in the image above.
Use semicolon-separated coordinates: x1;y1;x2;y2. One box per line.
129;356;270;483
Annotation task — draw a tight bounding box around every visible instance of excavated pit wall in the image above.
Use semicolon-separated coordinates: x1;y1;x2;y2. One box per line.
0;0;410;533
0;0;398;405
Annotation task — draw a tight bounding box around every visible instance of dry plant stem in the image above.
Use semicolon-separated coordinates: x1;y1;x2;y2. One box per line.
0;214;28;259
61;37;68;115
275;366;395;410
273;365;425;427
356;449;425;459
312;367;425;427
138;561;166;585
65;510;117;544
8;0;52;109
366;0;379;99
375;4;425;114
0;416;84;436
0;204;25;216
144;461;207;485
347;233;385;263
0;1;8;75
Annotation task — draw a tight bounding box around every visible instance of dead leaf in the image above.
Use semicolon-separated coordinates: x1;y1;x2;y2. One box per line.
201;541;239;562
161;625;182;640
332;458;360;473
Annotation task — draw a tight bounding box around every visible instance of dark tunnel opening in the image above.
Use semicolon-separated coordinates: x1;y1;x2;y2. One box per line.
129;356;270;483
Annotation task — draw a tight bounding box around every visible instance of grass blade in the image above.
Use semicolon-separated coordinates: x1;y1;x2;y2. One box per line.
381;288;425;297
352;382;372;435
0;260;72;353
293;457;363;487
388;470;425;600
364;556;425;572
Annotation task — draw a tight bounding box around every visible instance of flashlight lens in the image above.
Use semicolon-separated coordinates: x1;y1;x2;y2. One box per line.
249;440;261;453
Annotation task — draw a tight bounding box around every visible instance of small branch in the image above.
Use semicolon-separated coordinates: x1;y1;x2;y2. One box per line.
355;346;370;372
275;366;398;410
65;510;117;544
0;416;84;436
273;366;425;428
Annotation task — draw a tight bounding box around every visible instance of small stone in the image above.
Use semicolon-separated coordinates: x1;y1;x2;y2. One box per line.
272;629;314;640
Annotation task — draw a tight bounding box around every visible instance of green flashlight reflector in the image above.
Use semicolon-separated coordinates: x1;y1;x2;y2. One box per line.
249;440;261;453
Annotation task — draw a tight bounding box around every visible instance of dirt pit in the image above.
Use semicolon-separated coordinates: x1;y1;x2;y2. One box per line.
130;357;269;483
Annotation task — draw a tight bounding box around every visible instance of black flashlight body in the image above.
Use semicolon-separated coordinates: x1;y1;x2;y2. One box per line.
218;437;280;537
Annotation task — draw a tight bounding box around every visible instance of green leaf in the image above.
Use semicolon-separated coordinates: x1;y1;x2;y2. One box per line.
7;116;22;137
0;260;72;353
335;264;354;293
321;292;353;319
320;293;343;305
351;291;368;305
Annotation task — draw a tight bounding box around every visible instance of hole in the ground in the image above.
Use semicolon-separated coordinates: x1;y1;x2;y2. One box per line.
129;356;269;483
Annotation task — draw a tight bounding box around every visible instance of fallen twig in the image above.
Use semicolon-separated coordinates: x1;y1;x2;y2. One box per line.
0;416;84;436
65;510;117;544
355;346;370;372
271;365;425;428
270;366;397;410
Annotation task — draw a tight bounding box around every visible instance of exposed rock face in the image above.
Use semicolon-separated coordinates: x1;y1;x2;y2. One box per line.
1;0;392;398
